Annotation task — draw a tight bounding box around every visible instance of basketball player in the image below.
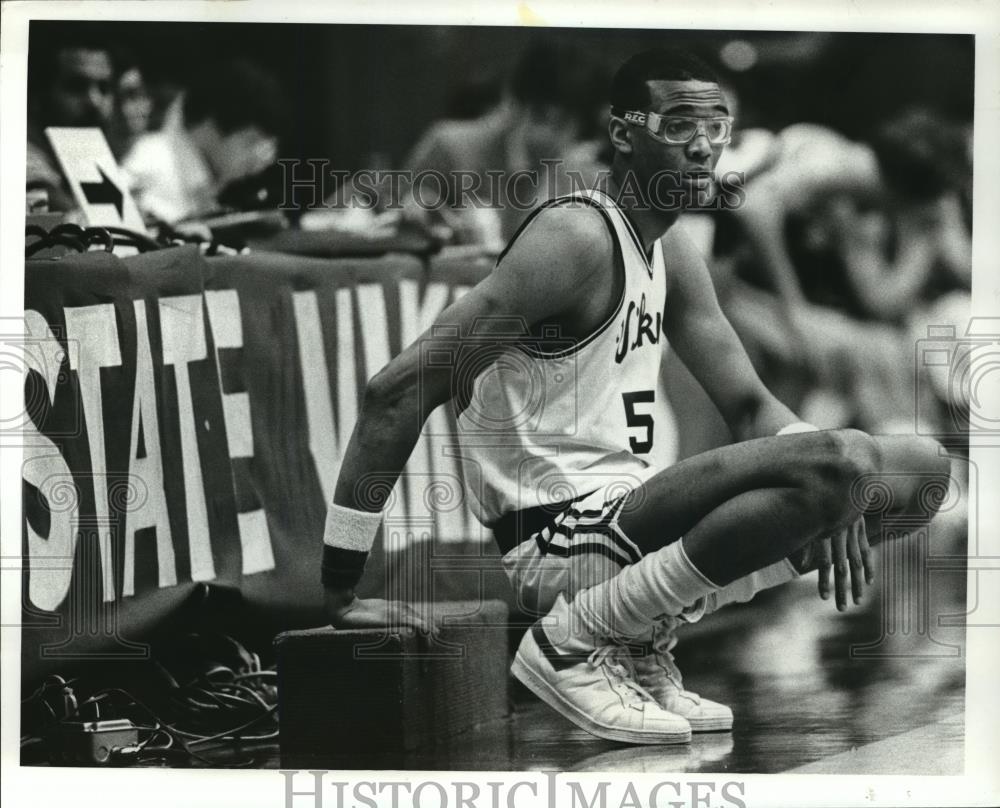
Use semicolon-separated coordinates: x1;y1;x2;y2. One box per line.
319;50;950;744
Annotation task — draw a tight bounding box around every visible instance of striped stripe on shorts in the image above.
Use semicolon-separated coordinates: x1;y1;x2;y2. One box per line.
500;487;643;617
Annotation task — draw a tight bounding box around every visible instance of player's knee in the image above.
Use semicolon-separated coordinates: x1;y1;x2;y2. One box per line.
801;429;881;525
833;428;883;483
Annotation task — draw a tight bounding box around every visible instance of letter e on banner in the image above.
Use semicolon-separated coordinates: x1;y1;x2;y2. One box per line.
204;289;275;575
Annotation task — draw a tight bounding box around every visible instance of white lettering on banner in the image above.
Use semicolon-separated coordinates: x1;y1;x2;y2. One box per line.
23;310;79;611
355;285;392;387
355;283;410;550
292;290;339;503
159;295;215;583
204;291;253;457
334;288;358;468
204;289;274;575
237;511;274;574
64;303;121;602
24;275;491;614
123;301;177;597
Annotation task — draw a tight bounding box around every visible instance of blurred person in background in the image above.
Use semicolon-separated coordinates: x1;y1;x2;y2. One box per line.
401;37;607;247
716;108;970;434
313;38;607;250
441;71;504;121
842;111;972;433
111;53;154;159
26;28;118;212
122;59;285;227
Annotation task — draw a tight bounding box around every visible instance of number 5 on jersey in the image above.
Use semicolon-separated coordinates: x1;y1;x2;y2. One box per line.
622;390;655;454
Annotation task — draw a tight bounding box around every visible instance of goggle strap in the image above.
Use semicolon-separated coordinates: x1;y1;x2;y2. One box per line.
611;107;647;125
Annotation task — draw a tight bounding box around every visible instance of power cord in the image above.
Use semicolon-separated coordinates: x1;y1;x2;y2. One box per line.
21;634;279;766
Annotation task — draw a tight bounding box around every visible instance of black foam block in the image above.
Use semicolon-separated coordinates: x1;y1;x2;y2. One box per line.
276;600;510;768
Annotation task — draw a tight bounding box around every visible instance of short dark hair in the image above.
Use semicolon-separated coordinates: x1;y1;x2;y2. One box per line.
509;38;605;128
611;49;719;111
27;23;117;98
870;108;970;201
183;59;287;137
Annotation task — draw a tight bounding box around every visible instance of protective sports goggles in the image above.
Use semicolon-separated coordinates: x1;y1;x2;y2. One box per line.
612;108;734;145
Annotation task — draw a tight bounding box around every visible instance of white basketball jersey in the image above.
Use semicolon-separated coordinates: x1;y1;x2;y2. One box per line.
455;189;669;526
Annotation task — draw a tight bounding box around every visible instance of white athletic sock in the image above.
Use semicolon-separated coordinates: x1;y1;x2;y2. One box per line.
703;558;800;615
546;539;720;651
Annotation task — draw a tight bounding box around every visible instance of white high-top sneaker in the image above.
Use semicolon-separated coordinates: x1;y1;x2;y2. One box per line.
511;614;692;745
632;616;733;732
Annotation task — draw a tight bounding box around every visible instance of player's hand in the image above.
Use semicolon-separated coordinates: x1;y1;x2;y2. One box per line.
324;590;431;634
816;516;874;610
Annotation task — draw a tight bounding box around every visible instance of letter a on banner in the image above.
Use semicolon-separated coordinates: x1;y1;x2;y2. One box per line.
123;300;177;597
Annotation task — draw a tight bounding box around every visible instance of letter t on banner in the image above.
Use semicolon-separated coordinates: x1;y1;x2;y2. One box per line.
159;295;215;583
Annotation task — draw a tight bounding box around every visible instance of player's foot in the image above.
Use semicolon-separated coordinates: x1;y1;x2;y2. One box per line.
632;616;734;732
511;615;692;745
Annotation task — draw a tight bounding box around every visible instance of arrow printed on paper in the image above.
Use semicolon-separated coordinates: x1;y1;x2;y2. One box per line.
80;166;124;219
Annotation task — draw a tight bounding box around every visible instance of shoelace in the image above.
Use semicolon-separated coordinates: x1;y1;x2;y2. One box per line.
588;644;658;707
650;618;686;688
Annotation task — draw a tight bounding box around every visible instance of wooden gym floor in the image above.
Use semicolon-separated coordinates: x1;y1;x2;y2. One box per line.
221;572;967;774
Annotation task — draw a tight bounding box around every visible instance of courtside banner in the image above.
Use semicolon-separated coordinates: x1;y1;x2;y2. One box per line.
21;245;495;682
201;250;496;629
22;246;244;681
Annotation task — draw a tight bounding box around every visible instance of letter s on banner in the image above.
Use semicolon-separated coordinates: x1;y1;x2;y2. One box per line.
22;310;79;612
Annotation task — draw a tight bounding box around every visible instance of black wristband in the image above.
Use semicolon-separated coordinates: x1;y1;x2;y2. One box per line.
321;545;370;589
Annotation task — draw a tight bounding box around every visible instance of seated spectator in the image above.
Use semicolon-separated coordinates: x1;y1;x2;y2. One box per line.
26;27;118;212
314;38;607;250
718;109;971;433
110;53;154;159
406;38;609;247
844;109;972;309
122;60;285;225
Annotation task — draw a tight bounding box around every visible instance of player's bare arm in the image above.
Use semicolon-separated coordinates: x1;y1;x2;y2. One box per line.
661;224;797;441
323;205;614;628
660;223;873;606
